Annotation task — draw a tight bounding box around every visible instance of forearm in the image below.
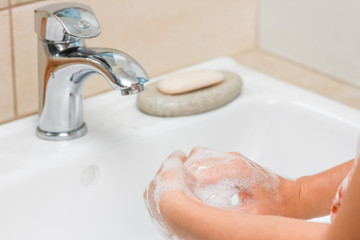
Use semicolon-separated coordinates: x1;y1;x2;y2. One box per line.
161;191;329;240
159;160;360;240
146;147;356;239
295;160;354;219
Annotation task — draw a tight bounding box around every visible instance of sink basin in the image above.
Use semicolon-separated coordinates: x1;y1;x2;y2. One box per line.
0;57;359;239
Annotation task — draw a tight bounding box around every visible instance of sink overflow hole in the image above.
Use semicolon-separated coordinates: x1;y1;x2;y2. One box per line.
81;165;100;188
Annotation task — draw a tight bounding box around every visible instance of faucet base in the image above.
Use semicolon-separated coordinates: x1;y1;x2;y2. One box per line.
36;123;87;141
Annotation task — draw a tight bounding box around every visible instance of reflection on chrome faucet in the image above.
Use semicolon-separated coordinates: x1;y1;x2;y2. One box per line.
34;3;148;141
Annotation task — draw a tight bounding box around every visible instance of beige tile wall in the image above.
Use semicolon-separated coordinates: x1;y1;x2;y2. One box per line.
11;0;39;6
233;50;360;110
0;0;257;124
0;8;15;123
0;0;8;9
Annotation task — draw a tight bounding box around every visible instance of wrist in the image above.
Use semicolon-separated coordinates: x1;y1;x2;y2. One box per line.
278;176;301;218
159;191;198;239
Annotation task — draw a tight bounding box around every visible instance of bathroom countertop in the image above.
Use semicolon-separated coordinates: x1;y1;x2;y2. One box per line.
231;49;360;111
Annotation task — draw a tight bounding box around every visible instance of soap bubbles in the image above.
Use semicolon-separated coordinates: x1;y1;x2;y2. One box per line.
144;147;281;239
185;147;280;211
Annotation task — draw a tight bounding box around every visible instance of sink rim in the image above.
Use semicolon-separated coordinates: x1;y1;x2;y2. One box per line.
0;57;359;239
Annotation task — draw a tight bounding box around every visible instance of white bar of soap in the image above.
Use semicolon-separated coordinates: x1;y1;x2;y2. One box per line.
157;70;225;95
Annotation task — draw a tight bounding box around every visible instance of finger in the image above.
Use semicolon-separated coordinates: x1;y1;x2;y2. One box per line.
168;150;187;163
188;146;210;159
155;150;187;175
186;147;234;174
189;147;236;163
143;181;162;220
229;152;253;164
229;152;242;157
143;187;148;201
157;153;188;190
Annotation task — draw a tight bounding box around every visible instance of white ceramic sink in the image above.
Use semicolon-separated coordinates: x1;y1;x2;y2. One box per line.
0;57;359;239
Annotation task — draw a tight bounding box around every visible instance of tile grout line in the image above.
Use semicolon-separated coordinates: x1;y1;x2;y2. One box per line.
7;0;18;119
255;0;260;49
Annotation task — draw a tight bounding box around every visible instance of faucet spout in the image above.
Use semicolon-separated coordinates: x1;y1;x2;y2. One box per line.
34;3;148;141
55;45;149;96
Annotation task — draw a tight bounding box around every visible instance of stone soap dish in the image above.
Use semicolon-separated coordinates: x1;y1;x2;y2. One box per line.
137;70;243;117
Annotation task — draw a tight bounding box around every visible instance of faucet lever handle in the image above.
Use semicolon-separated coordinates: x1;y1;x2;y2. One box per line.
35;3;101;42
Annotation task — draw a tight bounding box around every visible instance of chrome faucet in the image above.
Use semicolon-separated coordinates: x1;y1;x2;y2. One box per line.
34;3;148;141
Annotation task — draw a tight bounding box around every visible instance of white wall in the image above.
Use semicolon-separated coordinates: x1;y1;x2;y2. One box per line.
259;0;360;88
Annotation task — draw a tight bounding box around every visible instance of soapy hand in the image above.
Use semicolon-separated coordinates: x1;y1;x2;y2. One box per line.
144;147;289;238
185;147;285;215
143;150;196;239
